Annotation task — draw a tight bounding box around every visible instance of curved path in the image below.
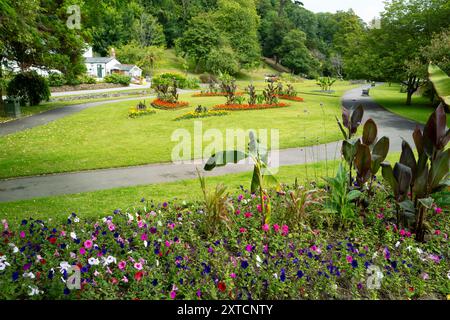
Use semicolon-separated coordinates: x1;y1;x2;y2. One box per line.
0;89;195;137
0;85;421;202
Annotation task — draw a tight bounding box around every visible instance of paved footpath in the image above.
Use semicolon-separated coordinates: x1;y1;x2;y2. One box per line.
0;85;421;202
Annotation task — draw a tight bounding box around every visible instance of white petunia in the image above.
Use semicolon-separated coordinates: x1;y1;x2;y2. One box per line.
0;262;7;271
70;232;77;240
104;255;116;265
144;241;148;247
59;261;71;272
157;220;163;227
447;271;450;280
9;243;19;253
88;257;100;266
256;255;263;268
74;217;80;223
395;241;401;248
23;272;35;279
28;285;41;296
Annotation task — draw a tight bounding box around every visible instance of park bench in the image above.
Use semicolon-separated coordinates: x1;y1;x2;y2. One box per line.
362;88;370;96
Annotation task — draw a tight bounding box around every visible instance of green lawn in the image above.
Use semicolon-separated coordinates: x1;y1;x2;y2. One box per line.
0;93;150;123
0;80;358;179
371;83;450;126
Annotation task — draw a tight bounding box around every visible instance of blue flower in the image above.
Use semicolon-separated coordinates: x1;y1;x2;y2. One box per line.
352;260;358;268
21;220;27;225
280;268;286;282
12;272;19;281
241;260;249;269
64;288;70;295
152;279;158;286
297;270;304;278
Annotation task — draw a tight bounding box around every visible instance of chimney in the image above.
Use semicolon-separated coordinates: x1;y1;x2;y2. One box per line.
110;48;116;58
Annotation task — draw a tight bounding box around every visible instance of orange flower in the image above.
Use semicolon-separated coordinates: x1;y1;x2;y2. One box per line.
276;95;304;102
151;99;189;110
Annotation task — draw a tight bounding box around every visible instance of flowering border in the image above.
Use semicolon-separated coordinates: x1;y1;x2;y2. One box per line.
151;99;189;110
192;92;244;97
213;103;290;111
174;110;229;121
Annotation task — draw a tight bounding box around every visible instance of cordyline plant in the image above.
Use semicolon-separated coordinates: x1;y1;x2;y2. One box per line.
336;105;390;193
219;73;237;105
204;132;279;225
246;84;257;105
262;82;278;105
381;104;449;242
316;77;337;92
154;79;179;103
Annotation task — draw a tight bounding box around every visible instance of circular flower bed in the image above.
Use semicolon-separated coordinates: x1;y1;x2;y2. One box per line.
192;92;244;97
151;99;189;110
213;103;290;111
276;95;304;102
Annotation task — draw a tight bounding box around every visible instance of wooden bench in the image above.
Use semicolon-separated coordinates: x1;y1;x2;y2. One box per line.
362;88;370;96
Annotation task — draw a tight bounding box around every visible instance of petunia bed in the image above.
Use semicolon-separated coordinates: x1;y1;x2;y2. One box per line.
0;188;448;300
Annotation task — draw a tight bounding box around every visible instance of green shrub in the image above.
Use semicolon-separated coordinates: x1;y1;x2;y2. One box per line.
47;73;66;87
199;73;218;84
104;74;131;86
6;71;50;106
78;74;97;84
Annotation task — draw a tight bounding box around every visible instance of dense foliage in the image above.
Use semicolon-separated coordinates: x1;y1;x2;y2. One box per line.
6;72;50;106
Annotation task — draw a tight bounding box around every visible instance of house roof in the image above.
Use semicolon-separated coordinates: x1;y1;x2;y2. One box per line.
85;57;115;64
111;64;141;71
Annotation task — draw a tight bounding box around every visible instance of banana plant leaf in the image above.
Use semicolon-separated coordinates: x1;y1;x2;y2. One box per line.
204;150;248;171
362;119;378;146
428;64;450;106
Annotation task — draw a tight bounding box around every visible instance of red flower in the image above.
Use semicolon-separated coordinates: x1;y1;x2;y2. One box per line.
276;94;304;102
151;99;189;110
218;281;226;292
48;237;57;244
134;271;144;281
40;259;47;265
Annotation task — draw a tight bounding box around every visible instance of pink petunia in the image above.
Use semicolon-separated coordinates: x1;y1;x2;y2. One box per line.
262;224;270;232
170;291;177;299
134;262;143;270
256;205;262;213
346;256;353;263
84;240;93;249
245;244;253;252
239;228;247;233
141;233;148;241
137;220;145;228
20;231;25;238
244;212;253;218
273;224;280;232
435;207;443;214
79;247;86;255
230;273;236;279
118;261;126;270
281;225;289;236
108;224;115;231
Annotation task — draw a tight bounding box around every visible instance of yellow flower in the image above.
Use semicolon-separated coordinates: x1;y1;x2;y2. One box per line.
447;294;450;300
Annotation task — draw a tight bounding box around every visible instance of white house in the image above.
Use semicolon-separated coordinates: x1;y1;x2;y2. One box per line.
84;47;142;80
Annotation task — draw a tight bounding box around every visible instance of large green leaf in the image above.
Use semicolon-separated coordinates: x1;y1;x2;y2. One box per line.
342;139;359;165
428;64;450;106
362;119;378;146
204;151;248;171
381;162;398;192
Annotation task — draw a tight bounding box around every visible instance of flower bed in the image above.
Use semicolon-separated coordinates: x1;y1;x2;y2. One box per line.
174;110;229;121
128;108;156;118
150;99;189;110
192;92;244;97
0;187;447;300
213;103;290;111
276;95;304;102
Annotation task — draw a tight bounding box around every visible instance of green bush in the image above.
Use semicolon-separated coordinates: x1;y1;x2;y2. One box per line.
78;74;97;84
104;74;131;86
199;73;218;84
7;71;50;106
152;72;199;89
48;73;66;87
